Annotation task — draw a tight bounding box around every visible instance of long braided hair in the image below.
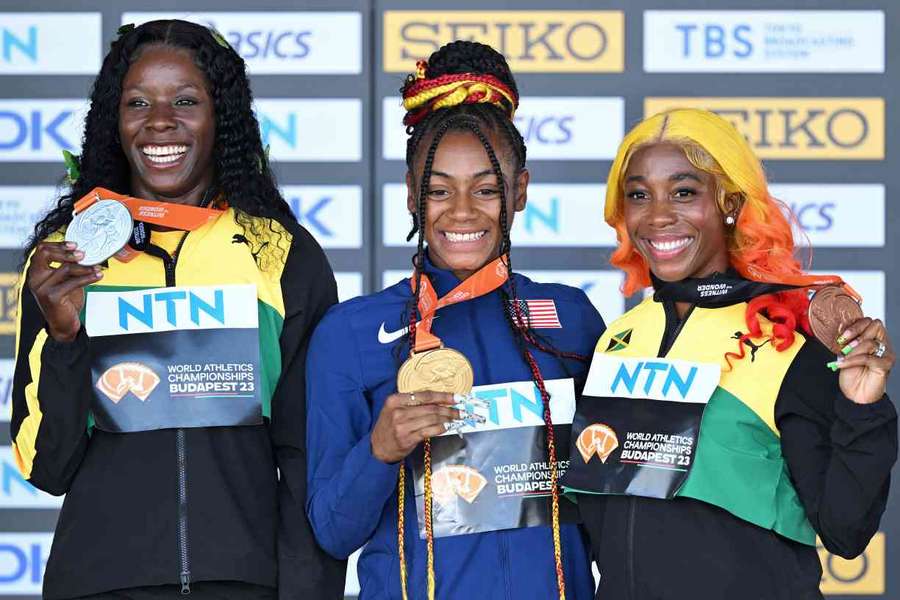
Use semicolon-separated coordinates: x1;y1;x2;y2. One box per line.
399;40;586;600
24;20;293;266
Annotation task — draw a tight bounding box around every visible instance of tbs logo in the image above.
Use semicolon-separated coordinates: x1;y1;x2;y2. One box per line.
675;23;752;59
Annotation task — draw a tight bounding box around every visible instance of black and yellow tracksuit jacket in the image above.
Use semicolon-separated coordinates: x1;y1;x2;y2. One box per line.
572;298;897;600
10;210;346;599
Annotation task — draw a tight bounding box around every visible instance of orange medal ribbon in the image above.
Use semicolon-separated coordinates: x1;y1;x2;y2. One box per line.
74;187;225;231
409;256;509;352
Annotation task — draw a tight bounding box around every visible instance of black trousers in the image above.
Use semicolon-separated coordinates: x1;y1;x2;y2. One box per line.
73;582;277;599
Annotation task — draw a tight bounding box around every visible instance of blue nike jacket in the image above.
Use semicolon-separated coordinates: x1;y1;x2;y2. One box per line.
306;255;606;599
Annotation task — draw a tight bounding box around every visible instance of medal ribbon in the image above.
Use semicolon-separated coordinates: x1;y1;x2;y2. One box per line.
651;271;861;307
396;255;509;600
409;256;510;353
74;187;224;231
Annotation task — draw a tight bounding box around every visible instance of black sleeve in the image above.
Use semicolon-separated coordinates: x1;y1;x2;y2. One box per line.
775;337;897;558
269;225;347;599
10;264;92;496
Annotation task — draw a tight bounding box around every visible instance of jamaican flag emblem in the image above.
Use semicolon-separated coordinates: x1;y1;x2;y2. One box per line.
606;329;633;352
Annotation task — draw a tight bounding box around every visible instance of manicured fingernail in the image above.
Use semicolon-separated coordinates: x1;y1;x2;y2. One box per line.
826;361;839;371
64;242;76;249
841;340;859;355
458;410;485;424
73;251;84;259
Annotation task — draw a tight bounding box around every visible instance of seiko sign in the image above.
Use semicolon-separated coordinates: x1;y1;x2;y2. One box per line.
644;98;884;160
383;11;624;73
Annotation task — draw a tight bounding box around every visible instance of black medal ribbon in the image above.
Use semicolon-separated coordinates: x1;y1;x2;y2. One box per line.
650;271;801;308
129;221;150;252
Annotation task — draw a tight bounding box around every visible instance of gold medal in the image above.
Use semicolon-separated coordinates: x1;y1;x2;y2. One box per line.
397;347;474;394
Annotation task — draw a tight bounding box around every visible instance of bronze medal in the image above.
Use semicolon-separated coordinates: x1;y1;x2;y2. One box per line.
397;347;474;395
808;285;863;354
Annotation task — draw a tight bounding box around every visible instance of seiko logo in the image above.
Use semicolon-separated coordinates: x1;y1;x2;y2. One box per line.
383;11;624;72
0;274;18;335
645;98;884;159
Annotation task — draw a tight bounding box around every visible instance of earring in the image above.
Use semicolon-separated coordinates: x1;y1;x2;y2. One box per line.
725;215;736;226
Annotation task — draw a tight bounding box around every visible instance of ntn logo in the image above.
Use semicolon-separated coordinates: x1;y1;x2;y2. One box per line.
471;385;545;425
119;290;225;330
611;361;697;399
523;197;559;233
0;460;37;497
1;26;36;63
260;113;297;148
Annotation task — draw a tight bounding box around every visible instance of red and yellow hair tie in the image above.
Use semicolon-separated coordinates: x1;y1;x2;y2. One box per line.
402;60;518;127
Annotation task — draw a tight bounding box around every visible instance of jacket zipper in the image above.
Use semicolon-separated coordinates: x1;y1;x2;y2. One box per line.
625;301;693;599
499;532;512;600
151;238;192;594
626;497;636;600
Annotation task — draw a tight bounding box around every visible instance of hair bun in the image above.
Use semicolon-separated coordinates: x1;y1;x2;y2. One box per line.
426;41;516;93
401;41;518;127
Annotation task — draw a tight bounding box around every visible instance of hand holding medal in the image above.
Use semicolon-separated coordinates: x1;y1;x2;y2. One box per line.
27;240;104;343
805;285;895;404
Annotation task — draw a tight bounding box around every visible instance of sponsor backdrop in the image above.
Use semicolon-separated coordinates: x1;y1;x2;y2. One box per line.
0;0;895;597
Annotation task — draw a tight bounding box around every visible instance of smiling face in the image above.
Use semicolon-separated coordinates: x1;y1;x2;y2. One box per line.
118;44;215;205
407;129;528;280
622;142;732;282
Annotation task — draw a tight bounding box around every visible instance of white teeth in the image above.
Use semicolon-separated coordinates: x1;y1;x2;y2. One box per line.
649;238;692;251
145;154;182;164
142;145;187;157
445;231;486;242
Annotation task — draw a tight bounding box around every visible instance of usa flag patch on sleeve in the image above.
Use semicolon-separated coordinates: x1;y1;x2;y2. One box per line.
509;299;562;328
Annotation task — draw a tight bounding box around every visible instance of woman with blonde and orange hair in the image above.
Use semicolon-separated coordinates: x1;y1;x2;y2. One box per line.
561;108;897;599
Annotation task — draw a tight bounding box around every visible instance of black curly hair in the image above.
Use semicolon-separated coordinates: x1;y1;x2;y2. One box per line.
24;19;293;265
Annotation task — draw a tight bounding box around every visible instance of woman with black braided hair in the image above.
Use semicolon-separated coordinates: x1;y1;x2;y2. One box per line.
11;20;344;599
306;41;604;599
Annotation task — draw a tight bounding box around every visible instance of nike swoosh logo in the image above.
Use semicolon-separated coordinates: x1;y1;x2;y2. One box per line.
378;322;409;344
377;317;437;344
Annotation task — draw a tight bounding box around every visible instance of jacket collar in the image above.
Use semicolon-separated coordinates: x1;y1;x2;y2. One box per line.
419;249;464;297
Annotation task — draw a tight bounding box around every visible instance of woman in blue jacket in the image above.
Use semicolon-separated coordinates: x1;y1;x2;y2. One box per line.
305;41;605;599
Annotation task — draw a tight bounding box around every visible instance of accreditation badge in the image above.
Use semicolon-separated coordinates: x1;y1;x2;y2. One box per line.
84;284;263;433
561;355;720;499
410;378;578;538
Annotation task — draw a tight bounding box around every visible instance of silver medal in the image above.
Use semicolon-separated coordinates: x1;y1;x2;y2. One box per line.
65;199;134;266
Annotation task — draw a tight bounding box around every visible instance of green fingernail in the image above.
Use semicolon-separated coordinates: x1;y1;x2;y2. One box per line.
841;344;853;355
826;361;839;371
